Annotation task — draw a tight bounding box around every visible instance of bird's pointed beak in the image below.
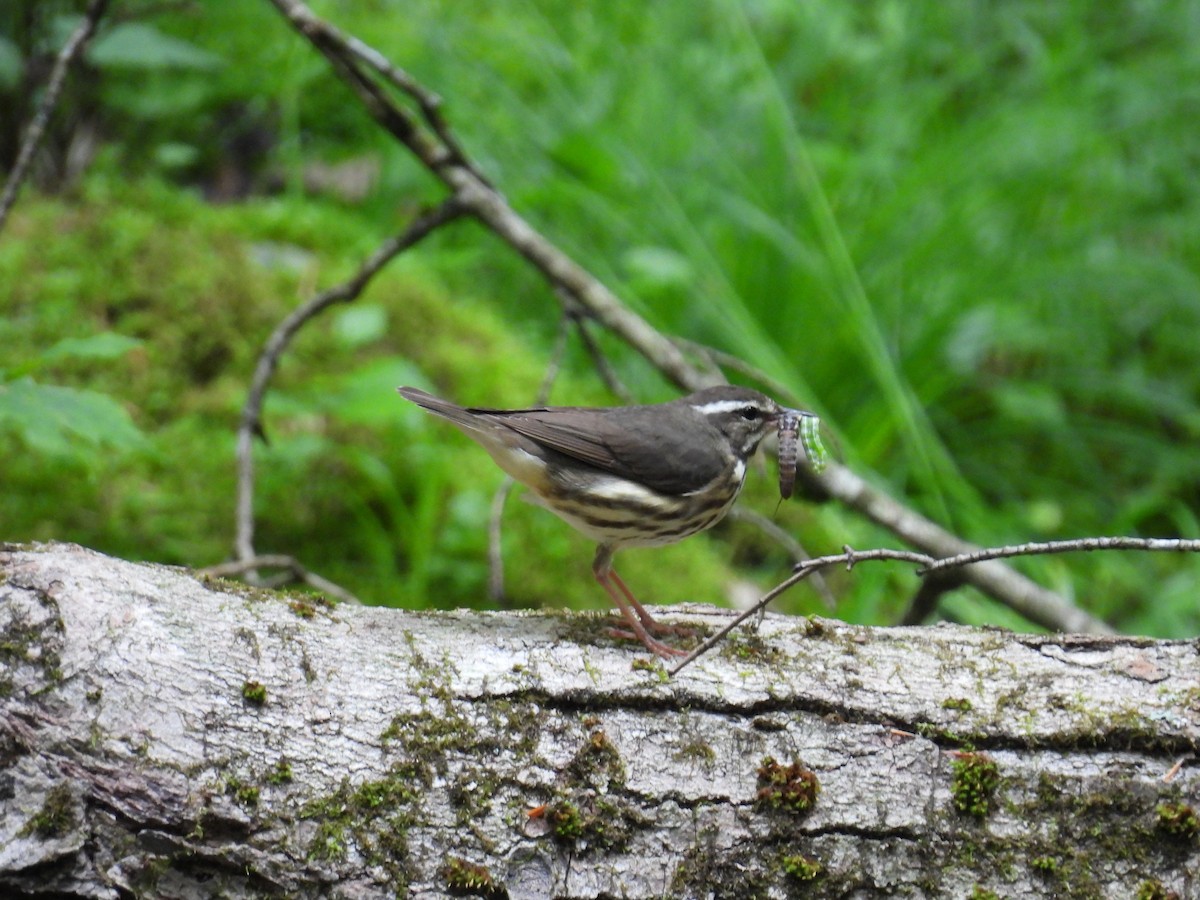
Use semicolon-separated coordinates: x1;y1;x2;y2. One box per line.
774;407;818;428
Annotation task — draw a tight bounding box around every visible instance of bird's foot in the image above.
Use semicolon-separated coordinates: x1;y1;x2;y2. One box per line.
638;616;695;638
606;626;690;658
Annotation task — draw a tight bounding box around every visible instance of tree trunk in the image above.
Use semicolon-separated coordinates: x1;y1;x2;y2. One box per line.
1;543;1197;898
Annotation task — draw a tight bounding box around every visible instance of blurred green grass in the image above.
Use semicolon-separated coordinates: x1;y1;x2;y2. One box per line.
2;0;1197;636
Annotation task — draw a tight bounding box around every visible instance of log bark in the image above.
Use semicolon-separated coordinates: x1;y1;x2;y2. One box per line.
1;543;1197;899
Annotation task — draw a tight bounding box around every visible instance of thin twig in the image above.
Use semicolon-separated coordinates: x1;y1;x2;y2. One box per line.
0;0;110;236
199;554;360;605
671;335;797;405
918;537;1200;575
815;464;1111;634
562;292;634;404
671;538;1200;675
668;552;856;676
236;199;466;565
670;546;943;675
334;31;488;185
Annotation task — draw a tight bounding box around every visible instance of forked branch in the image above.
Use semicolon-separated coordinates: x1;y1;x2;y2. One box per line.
234;199;466;569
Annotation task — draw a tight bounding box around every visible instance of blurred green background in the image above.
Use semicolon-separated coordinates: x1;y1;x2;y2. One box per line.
3;0;1198;637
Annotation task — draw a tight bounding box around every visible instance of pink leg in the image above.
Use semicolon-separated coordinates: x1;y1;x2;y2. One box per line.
607;569;693;637
593;546;687;658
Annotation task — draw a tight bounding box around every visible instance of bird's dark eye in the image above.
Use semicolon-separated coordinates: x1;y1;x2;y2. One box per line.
739;406;760;421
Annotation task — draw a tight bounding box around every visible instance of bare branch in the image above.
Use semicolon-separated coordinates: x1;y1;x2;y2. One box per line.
671;335;797;405
235;199;466;565
198;554;360;604
813;464;1113;634
669;548;918;675
671;546;951;676
332;29;488;185
672;538;1200;674
265;0;711;393
919;536;1200;575
0;0;110;235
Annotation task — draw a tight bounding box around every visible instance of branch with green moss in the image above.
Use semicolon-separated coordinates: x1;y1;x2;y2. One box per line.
3;544;1196;899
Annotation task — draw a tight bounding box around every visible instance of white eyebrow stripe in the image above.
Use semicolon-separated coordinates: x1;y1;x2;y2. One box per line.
690;399;764;416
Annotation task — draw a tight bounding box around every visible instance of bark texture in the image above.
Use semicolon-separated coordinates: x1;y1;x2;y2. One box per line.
1;543;1198;899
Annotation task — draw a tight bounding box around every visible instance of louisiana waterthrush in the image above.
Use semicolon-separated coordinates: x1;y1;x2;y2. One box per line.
398;384;817;657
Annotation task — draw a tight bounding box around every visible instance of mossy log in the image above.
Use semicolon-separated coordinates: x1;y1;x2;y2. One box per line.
1;543;1198;898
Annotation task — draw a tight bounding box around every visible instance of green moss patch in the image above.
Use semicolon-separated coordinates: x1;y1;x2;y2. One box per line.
950;752;1000;818
755;756;820;814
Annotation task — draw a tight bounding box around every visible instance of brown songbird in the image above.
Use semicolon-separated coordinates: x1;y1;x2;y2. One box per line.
398;385;815;657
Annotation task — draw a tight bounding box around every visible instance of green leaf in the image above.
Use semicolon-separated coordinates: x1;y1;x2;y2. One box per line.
621;246;695;290
88;22;222;71
39;333;142;364
0;378;146;458
332;305;388;348
7;333;142;379
319;358;429;426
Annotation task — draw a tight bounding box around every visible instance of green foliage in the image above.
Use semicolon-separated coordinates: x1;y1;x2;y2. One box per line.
88;22;221;71
2;0;1198;634
0;177;749;615
0;334;146;460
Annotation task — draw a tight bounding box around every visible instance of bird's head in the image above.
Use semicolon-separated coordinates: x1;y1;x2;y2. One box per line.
685;386;798;460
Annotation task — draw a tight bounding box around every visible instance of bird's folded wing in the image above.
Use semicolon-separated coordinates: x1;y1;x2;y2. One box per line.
483;409;726;496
